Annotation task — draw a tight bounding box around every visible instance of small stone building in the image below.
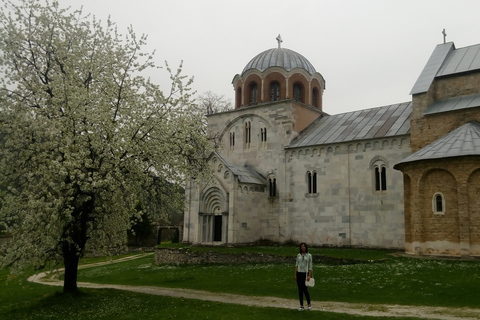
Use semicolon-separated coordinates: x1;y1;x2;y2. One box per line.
184;37;480;257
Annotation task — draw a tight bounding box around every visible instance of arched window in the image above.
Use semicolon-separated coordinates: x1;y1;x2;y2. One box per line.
244;121;251;148
270;82;280;101
229;132;235;148
307;171;317;194
312;87;319;108
236;87;242;109
293;82;303;103
261;127;267;142
432;193;446;215
269;178;277;197
250;82;258;104
373;161;387;192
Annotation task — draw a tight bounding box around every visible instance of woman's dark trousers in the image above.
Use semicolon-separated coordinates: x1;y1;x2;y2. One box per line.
296;272;311;306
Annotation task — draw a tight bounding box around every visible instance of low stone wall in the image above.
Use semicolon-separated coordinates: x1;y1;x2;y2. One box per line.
154;247;293;265
154;247;371;265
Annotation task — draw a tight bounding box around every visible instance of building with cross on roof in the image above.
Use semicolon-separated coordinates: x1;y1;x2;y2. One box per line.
183;36;480;258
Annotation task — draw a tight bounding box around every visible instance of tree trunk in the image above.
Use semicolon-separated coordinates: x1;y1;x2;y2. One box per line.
63;244;80;293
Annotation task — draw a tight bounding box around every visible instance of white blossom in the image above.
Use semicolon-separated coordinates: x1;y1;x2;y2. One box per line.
0;0;211;292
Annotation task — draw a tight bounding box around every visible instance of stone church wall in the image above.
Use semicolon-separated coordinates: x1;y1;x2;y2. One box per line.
230;186;274;243
285;137;410;249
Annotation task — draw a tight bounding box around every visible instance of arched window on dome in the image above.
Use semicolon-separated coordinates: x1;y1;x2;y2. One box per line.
270;82;280;102
312;87;319;108
236;87;242;109
249;82;258;104
293;82;303;103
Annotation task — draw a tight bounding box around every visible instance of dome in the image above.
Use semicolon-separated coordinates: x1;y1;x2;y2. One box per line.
241;47;317;75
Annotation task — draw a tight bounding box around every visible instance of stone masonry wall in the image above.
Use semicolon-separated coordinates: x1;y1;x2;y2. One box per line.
401;158;480;257
410;73;480;152
284;136;409;249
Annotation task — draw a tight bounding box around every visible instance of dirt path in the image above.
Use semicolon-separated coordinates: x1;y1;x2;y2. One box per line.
28;253;480;320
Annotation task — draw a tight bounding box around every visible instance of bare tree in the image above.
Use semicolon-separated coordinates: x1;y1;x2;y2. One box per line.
198;91;232;115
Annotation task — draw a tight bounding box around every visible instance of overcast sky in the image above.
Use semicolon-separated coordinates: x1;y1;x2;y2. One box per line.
56;0;480;115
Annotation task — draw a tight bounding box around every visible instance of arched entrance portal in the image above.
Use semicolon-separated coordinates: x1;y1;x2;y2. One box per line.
199;187;229;243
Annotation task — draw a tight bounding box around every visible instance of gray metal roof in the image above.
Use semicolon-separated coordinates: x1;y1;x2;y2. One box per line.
242;48;316;75
410;42;454;95
436;43;480;77
213;152;266;185
411;42;480;95
394;121;480;168
287;102;411;149
424;93;480;115
229;165;267;185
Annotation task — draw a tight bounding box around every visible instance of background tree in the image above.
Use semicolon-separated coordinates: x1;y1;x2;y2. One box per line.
0;0;211;293
197;91;232;115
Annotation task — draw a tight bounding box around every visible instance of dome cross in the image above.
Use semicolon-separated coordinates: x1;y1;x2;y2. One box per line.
276;34;283;48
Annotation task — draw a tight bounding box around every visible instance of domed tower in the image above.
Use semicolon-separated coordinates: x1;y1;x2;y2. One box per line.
232;35;326;110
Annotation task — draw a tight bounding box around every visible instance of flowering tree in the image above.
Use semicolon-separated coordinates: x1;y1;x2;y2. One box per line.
0;0;211;293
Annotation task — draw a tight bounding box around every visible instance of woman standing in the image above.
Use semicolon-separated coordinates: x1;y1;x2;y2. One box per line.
294;242;312;311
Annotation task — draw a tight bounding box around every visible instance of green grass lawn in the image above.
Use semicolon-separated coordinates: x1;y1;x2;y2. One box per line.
77;254;480;308
1;246;479;320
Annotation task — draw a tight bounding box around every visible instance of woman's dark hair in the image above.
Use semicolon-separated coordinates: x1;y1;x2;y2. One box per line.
299;242;308;253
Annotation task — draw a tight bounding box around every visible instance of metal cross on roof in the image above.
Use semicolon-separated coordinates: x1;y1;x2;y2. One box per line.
442;29;447;44
276;34;283;48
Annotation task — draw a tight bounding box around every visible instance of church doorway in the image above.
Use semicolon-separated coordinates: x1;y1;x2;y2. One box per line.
199;213;227;243
214;215;222;241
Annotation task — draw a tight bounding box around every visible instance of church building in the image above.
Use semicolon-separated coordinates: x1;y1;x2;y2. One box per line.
183;36;480;257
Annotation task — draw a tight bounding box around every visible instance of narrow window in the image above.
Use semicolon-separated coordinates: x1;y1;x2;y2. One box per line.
433;193;445;214
375;167;381;191
261;127;267;142
236;87;242;109
307;171;317;194
373;161;387;192
312;87;319;108
293;83;303;102
270;82;280;101
250;82;258;104
269;178;276;197
436;195;443;212
307;171;312;194
244;121;251;147
229;132;235;148
381;167;387;191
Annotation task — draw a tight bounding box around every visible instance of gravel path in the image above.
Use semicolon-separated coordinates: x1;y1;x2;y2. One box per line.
28;253;480;320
